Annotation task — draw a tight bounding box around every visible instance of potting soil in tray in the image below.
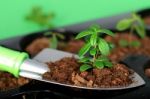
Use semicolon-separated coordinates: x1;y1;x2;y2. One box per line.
0;71;31;99
20;32;85;57
24;37;84;57
0;71;29;91
105;33;150;62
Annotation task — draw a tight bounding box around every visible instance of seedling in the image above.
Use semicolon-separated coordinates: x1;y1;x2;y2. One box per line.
26;6;54;28
75;25;115;72
26;6;64;49
116;13;146;47
44;32;64;49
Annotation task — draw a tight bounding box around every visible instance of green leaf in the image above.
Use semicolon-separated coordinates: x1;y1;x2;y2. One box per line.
99;29;115;37
116;19;133;31
98;55;109;61
98;38;110;56
132;13;138;19
132;13;142;22
26;15;33;20
90;49;97;56
104;61;113;68
90;33;97;45
32;6;42;15
108;42;115;50
48;24;54;28
56;33;65;39
50;34;58;49
89;24;101;32
136;15;145;28
80;64;92;72
130;41;141;47
44;32;52;36
132;13;146;39
94;61;104;69
79;42;91;57
119;39;129;47
79;57;90;62
75;30;92;39
135;25;146;39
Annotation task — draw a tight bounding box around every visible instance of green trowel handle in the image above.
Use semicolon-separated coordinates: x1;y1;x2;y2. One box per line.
0;46;29;77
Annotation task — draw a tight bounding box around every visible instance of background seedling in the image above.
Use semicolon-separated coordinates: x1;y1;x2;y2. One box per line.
26;6;54;28
116;13;146;47
26;6;64;49
44;32;64;49
76;25;115;72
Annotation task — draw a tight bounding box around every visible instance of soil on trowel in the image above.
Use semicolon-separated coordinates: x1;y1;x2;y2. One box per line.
43;57;133;88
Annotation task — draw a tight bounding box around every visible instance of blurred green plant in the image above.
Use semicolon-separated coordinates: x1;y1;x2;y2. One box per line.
116;13;146;47
26;6;55;28
76;25;115;72
26;6;64;49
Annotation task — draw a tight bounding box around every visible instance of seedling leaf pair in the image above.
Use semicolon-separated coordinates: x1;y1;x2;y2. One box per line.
45;32;65;49
116;19;134;31
116;13;146;39
119;39;141;47
75;31;92;39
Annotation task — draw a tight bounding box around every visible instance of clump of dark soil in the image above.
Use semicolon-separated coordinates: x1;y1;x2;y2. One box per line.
43;57;133;88
105;33;150;62
0;72;29;90
25;37;50;56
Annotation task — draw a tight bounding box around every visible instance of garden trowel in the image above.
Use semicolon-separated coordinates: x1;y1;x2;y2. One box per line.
0;46;49;79
0;46;146;90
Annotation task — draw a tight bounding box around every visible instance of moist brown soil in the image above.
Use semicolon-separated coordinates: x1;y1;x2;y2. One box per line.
58;39;85;53
145;68;150;78
105;33;150;62
0;72;30;91
43;57;133;88
25;37;50;56
25;37;84;56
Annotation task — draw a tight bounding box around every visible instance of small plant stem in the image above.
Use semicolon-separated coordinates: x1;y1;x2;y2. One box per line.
52;33;56;39
93;45;97;64
129;25;134;48
22;95;26;99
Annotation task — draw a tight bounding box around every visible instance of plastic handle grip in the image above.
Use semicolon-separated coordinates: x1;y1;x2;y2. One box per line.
0;46;29;77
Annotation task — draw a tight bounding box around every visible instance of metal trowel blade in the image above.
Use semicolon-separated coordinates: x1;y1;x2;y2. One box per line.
32;48;145;90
